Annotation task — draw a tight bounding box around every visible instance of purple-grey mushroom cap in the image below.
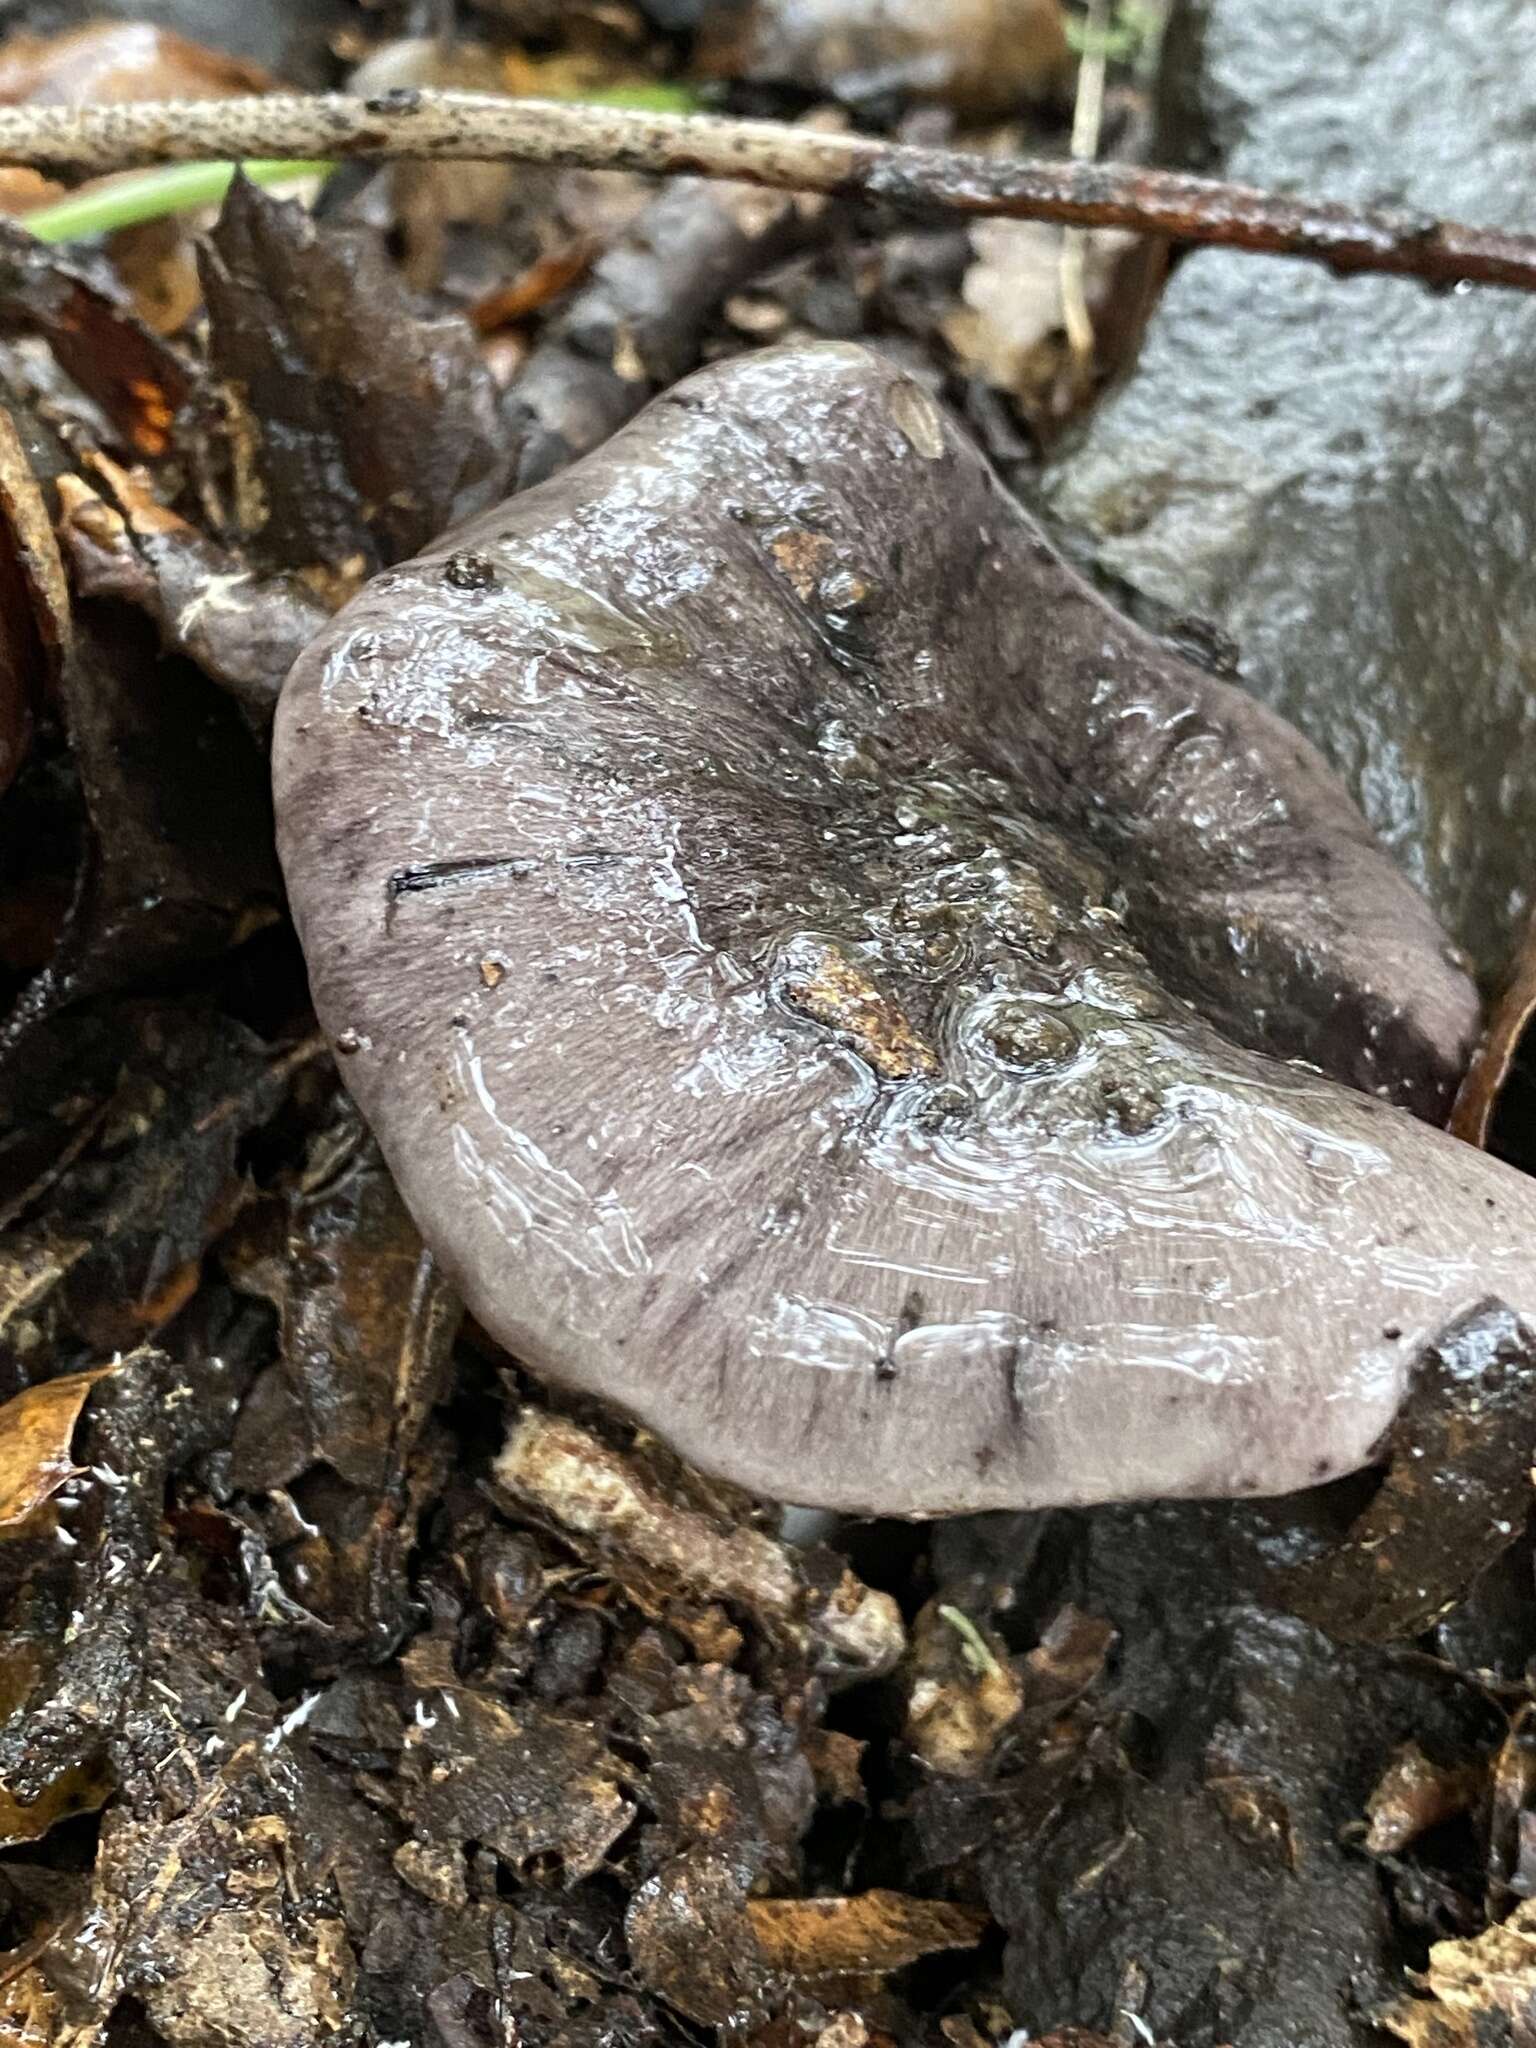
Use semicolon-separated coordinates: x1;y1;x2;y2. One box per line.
274;342;1536;1517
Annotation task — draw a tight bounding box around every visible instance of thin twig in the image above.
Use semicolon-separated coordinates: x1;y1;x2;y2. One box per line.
0;92;1534;293
1060;0;1111;372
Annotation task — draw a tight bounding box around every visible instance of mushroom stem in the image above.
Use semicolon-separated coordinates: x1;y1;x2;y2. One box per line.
3;92;1536;294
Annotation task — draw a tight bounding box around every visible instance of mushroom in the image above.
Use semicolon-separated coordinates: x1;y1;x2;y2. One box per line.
274;342;1536;1517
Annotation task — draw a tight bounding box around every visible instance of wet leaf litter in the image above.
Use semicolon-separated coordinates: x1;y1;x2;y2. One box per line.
0;4;1533;2047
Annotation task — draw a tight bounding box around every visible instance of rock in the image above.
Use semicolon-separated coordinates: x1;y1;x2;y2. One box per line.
1043;0;1536;975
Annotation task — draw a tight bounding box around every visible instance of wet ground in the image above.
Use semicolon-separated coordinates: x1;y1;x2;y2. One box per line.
1;3;1536;2045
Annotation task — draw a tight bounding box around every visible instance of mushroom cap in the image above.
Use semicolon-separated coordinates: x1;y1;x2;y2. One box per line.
275;342;1534;1516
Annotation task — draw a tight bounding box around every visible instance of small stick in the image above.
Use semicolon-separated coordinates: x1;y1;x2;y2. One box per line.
1060;0;1111;372
0;91;1534;294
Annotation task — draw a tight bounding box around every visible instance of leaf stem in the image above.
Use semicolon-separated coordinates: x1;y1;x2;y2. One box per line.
23;157;332;244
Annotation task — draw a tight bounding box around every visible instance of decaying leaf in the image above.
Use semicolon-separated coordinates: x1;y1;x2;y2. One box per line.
495;1409;904;1685
943;218;1139;418
0;404;69;796
509;162;826;487
905;1598;1024;1778
39;1666;359;2047
0;1753;113;1850
396;1683;634;1881
1274;1301;1536;1642
198;177;515;574
2;609;281;1055
0;221;193;459
1385;1899;1536;2045
7;1012;302;1352
745;1889;991;1975
1453;909;1536;1169
0;1963;62;2048
227;1122;459;1496
0;21;273;104
1364;1742;1484;1857
0;1364;114;1529
58;458;327;716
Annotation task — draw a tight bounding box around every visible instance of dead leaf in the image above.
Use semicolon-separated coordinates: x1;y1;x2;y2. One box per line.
0;1363;115;1529
0;1753;113;1848
626;1850;755;2024
746;1890;990;1976
0;220;193;459
1452;908;1536;1164
1364;1742;1483;1857
0;22;272;104
198;177;515;574
943;217;1138;420
397;1684;634;1881
471;241;599;333
227;1125;459;1495
906;1599;1023;1778
1385;1898;1536;2045
0;404;69;796
1272;1300;1536;1642
57;457;326;718
0;1962;62;2047
2;597;281;1056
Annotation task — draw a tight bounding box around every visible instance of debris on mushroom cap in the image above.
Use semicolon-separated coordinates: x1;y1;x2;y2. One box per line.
274;341;1536;1517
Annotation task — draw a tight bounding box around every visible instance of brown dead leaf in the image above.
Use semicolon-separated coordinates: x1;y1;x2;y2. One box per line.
57;457;326;718
746;1890;990;1976
943;218;1138;422
0;221;193;458
0;22;272;104
397;1684;633;1881
1273;1300;1536;1642
906;1599;1023;1778
198;177;515;572
1384;1899;1536;2045
0;1753;113;1848
0;1962;62;2047
0;22;280;337
1452;908;1536;1161
471;241;599;333
0;1362;115;1529
0;403;69;795
1364;1742;1483;1857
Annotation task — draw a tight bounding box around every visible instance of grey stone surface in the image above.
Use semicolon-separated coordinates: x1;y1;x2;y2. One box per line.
1044;0;1536;974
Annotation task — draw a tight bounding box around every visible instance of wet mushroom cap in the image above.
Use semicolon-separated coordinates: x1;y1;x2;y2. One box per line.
275;342;1536;1517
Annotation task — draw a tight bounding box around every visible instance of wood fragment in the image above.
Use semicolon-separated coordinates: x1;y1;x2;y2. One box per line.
0;93;1534;293
746;1890;990;1976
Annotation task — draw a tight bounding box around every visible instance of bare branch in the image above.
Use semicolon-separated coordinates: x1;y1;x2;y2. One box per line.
0;91;1534;293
